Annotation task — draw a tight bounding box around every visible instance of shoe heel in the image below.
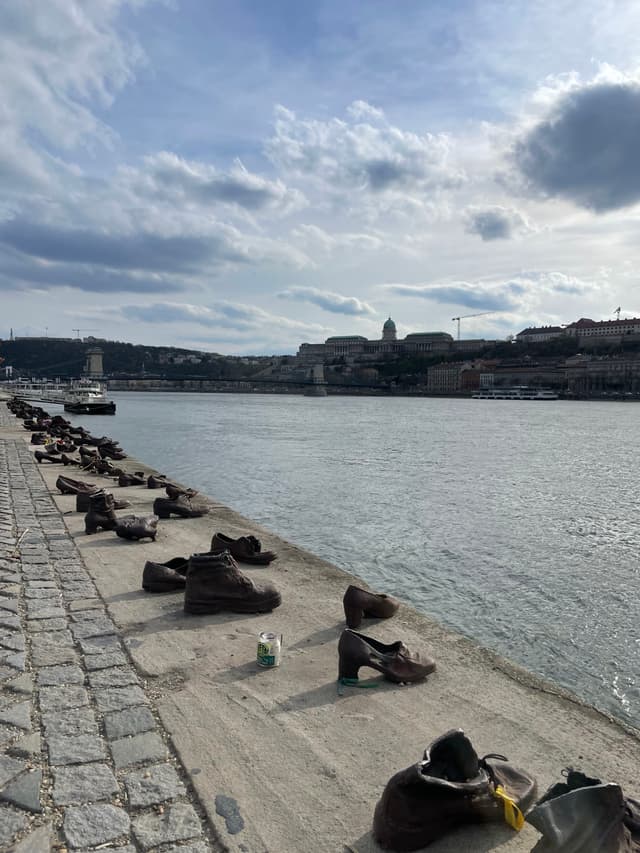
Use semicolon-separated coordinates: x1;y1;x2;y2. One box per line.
338;655;361;680
344;605;363;629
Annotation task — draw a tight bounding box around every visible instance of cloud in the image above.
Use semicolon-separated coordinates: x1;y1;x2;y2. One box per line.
0;216;310;286
0;248;183;294
0;218;246;274
277;286;375;316
513;79;640;212
464;205;533;240
266;102;464;196
101;301;328;335
381;281;521;311
127;152;306;215
292;224;383;255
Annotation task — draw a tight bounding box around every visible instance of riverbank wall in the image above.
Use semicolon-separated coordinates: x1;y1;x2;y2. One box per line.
1;396;639;852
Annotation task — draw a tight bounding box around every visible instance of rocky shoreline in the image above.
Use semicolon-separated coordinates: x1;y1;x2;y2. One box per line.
1;394;639;852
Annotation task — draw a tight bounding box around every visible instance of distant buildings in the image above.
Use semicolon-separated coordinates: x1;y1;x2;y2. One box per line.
297;318;458;363
516;317;640;346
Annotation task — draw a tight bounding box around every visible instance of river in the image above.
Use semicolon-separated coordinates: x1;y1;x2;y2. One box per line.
71;391;639;728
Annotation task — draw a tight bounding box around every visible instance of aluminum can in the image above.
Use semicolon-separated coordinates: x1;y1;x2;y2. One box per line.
257;632;282;667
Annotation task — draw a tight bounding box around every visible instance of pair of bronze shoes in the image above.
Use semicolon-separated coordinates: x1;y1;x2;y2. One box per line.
339;586;436;685
142;532;278;592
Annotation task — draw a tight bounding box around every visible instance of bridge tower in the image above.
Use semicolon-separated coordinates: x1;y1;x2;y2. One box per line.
304;363;328;397
84;347;104;378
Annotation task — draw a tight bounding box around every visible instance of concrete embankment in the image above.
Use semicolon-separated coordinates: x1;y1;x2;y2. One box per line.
2;400;640;852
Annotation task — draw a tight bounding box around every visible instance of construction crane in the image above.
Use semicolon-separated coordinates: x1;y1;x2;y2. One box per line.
72;328;97;340
451;312;499;341
614;307;621;320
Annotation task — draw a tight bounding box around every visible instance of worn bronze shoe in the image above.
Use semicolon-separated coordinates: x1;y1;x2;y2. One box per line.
84;490;118;534
184;550;281;614
115;515;158;542
165;484;198;500
147;474;169;489
77;492;130;512
34;450;63;464
210;532;277;565
527;768;640;852
142;557;189;592
343;584;400;628
56;475;98;496
118;471;146;487
373;729;538;851
153;494;209;519
338;629;435;684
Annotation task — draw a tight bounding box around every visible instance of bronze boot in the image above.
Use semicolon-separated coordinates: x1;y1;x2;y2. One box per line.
373;729;538;851
343;584;400;628
184;550;281;614
84;490;118;534
210;532;277;565
527;769;640;852
153;494;209;519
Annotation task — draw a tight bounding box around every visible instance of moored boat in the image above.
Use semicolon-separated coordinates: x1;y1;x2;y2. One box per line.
472;386;559;400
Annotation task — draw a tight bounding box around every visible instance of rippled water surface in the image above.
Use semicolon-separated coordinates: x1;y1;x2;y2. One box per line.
76;392;639;726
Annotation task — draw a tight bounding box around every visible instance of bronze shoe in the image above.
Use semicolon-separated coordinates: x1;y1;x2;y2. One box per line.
373;729;538;851
142;557;189;592
115;515;158;542
343;584;399;628
210;532;276;565
184;550;281;614
338;629;435;683
527;768;640;852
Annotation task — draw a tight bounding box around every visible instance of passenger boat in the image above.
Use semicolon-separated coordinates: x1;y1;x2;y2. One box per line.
2;379;116;414
472;387;559;400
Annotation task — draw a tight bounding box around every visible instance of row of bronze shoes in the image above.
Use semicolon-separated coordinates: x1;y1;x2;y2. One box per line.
339;589;640;852
8;399;639;851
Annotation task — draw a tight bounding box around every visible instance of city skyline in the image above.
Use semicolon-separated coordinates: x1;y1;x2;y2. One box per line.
3;1;640;354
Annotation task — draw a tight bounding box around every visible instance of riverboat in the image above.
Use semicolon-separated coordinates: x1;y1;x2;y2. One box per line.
472;387;559;400
3;379;116;414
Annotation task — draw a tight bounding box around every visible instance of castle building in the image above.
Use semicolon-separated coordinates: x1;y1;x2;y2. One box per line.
297;319;454;363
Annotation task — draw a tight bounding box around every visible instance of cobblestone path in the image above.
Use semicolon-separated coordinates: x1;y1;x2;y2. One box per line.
0;411;217;851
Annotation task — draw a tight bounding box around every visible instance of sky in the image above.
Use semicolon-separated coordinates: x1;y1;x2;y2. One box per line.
3;0;640;355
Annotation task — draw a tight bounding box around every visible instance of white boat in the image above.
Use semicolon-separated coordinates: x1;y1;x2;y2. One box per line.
472;386;559;400
2;379;116;414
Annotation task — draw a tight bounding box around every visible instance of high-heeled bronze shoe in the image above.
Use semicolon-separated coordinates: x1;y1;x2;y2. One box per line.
337;629;436;683
343;584;399;628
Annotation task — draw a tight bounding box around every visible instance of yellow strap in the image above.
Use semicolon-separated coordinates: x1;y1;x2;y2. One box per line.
493;785;525;831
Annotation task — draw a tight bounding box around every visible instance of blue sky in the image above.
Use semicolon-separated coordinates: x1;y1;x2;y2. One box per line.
2;0;640;354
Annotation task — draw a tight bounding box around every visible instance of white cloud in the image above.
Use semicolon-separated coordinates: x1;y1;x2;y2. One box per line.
277;286;376;316
265;102;465;198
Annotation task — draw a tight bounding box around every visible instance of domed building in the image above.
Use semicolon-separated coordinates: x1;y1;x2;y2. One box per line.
297;317;454;363
382;317;397;341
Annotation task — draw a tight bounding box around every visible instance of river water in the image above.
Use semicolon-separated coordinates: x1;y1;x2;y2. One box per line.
74;392;639;727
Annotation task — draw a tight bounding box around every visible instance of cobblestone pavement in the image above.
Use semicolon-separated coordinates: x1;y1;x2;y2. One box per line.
0;409;218;851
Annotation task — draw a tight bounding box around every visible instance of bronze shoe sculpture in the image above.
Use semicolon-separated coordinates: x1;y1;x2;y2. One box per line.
115;515;159;542
210;532;277;565
343;584;399;628
118;471;146;487
34;450;63;464
147;474;169;489
338;629;435;683
527;768;640;852
153;494;209;519
84;490;118;535
373;729;538;851
56;475;98;496
142;557;189;592
76;492;130;512
165;484;198;500
184;550;281;614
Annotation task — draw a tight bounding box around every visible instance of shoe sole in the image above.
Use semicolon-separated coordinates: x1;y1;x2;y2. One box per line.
142;583;185;593
184;593;282;614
